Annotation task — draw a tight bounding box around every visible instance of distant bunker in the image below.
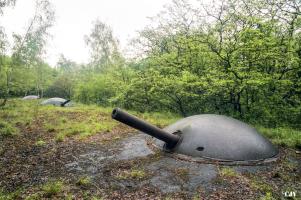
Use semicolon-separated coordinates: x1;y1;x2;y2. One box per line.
112;108;279;164
22;95;39;100
41;97;72;107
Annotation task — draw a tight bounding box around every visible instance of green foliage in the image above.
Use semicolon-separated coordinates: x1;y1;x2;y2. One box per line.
74;73;117;106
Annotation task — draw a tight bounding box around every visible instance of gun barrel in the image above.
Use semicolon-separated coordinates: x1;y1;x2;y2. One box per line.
112;108;180;148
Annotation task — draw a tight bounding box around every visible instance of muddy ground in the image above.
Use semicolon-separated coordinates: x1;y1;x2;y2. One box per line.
0;111;300;200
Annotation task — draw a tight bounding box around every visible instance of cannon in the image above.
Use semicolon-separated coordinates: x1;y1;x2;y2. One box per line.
112;108;278;163
112;108;181;149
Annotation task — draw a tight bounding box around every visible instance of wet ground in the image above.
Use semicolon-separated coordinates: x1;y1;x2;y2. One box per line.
1;130;300;199
62;134;300;199
1;102;300;199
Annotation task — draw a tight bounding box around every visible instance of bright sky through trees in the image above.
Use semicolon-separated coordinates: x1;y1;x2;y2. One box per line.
1;0;173;65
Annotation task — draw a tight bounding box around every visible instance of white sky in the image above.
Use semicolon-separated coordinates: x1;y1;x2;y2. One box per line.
1;0;173;66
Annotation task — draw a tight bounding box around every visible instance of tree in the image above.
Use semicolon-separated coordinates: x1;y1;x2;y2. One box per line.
0;0;16;106
56;54;77;73
85;20;120;72
123;0;301;127
5;0;55;100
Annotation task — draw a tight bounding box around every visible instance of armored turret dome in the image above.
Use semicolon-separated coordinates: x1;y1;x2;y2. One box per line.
41;97;71;107
22;95;39;100
112;108;278;164
161;114;278;162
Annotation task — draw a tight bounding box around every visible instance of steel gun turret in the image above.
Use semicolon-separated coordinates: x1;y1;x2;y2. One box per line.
112;108;278;163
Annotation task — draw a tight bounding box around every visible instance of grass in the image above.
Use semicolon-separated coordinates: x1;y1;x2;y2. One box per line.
0;99;300;149
24;193;40;200
259;192;275;200
76;176;92;187
41;180;64;197
256;126;301;148
0;99;180;142
219;167;238;177
0;121;18;137
116;169;146;180
130;169;146;179
0;188;22;200
35;139;46;146
249;177;273;194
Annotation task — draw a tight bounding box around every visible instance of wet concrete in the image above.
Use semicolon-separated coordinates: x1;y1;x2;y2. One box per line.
64;134;278;195
65;150;115;174
147;157;218;194
116;135;154;160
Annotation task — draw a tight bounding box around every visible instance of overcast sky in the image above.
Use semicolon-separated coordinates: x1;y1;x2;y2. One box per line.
1;0;173;66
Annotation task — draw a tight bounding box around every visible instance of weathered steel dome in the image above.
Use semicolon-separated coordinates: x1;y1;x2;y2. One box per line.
112;108;279;163
41;97;71;107
161;114;278;162
22;95;39;100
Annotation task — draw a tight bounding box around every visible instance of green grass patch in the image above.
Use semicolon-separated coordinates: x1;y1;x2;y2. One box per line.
259;192;275;200
0;188;22;200
55;120;117;140
0;121;19;137
55;133;65;142
2;99;300;150
76;176;92;187
249;177;273;194
35;139;46;146
256;126;301;148
116;169;146;180
130;169;146;179
0;100;37;126
42;180;64;197
219;167;238;177
24;193;40;200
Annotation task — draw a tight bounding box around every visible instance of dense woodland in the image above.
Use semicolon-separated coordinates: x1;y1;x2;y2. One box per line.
1;0;301;128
